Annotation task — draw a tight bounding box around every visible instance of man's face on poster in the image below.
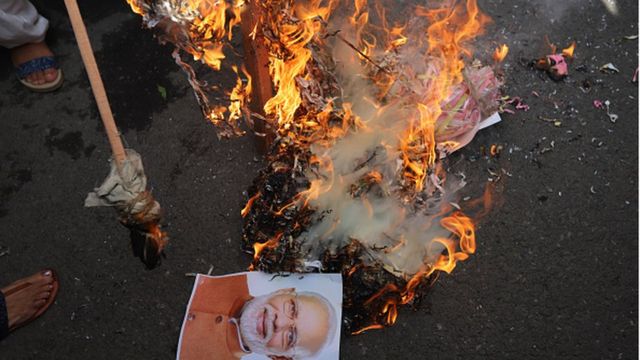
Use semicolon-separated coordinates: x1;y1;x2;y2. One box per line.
240;288;333;359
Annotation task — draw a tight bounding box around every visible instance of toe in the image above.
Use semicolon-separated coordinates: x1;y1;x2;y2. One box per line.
42;271;54;284
43;68;58;83
2;270;55;295
35;284;51;294
34;299;46;307
26;73;38;85
37;291;51;300
26;270;54;286
35;71;45;85
29;72;41;85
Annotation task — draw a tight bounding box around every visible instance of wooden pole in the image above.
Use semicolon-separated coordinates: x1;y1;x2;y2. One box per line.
64;0;127;168
240;1;275;154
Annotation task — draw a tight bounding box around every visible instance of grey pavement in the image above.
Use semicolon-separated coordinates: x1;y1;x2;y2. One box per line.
0;0;637;359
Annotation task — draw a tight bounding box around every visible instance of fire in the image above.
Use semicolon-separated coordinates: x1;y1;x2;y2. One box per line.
493;44;509;62
125;0;249;137
247;0;492;333
125;0;145;15
145;223;169;255
387;26;408;50
352;212;476;332
128;0;500;335
562;41;576;58
263;1;334;132
349;0;374;58
351;324;384;335
489;143;500;157
545;36;576;58
241;191;261;218
347;0;489;331
250;232;284;268
398;0;490;193
227;65;252;131
367;186;492;331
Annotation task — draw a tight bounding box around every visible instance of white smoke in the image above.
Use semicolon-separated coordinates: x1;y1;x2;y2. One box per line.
536;0;619;22
297;31;464;275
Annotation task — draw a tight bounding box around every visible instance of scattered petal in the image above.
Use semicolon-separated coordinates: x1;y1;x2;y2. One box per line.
593;100;604;109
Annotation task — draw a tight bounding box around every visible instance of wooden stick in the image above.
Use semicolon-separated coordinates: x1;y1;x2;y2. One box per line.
240;0;275;154
334;32;392;75
64;0;127;168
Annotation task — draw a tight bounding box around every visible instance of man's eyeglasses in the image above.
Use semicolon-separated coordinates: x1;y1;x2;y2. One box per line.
284;293;299;354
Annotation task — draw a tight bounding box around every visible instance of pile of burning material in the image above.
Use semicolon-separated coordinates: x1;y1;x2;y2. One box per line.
127;0;503;333
126;0;252;138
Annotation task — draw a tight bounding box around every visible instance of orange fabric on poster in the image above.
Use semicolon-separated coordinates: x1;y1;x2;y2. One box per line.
180;275;252;360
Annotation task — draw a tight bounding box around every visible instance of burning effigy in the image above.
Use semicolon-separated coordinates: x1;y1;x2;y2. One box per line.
127;0;504;334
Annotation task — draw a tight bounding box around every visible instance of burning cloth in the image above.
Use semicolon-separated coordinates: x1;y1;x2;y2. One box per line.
178;272;342;360
85;149;167;264
85;150;160;218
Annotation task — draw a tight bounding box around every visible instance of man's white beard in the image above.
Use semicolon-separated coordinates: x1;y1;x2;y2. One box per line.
239;294;294;357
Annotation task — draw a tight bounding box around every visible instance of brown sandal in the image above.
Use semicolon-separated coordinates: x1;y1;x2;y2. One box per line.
3;269;59;332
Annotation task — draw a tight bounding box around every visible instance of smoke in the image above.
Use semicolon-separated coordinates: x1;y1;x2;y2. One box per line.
600;0;619;15
297;25;463;275
535;0;618;22
536;0;578;22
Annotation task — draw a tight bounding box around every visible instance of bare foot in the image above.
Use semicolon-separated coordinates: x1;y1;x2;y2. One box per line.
2;271;55;330
10;42;58;86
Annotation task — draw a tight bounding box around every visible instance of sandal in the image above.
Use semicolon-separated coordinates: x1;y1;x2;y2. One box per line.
1;269;59;335
16;56;64;92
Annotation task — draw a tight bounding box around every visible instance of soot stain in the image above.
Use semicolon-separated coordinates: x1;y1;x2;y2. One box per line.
0;166;33;219
45;128;96;160
84;145;97;158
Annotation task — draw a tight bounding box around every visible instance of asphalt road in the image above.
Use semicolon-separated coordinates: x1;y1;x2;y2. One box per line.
0;0;637;359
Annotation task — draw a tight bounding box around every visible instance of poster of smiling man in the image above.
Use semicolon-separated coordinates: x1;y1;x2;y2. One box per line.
177;272;342;360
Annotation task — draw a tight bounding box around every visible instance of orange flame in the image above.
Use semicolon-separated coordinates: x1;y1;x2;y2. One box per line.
251;232;284;264
351;324;385;335
397;0;490;193
126;0;145;15
352;212;477;332
264;1;334;131
227;65;252;132
357;191;489;332
562;41;576;58
241;191;261;218
493;44;509;62
545;36;576;58
125;0;251;136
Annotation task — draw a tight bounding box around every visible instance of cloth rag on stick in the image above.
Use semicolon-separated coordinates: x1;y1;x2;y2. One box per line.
84;149;161;224
85;149;167;267
64;0;167;267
